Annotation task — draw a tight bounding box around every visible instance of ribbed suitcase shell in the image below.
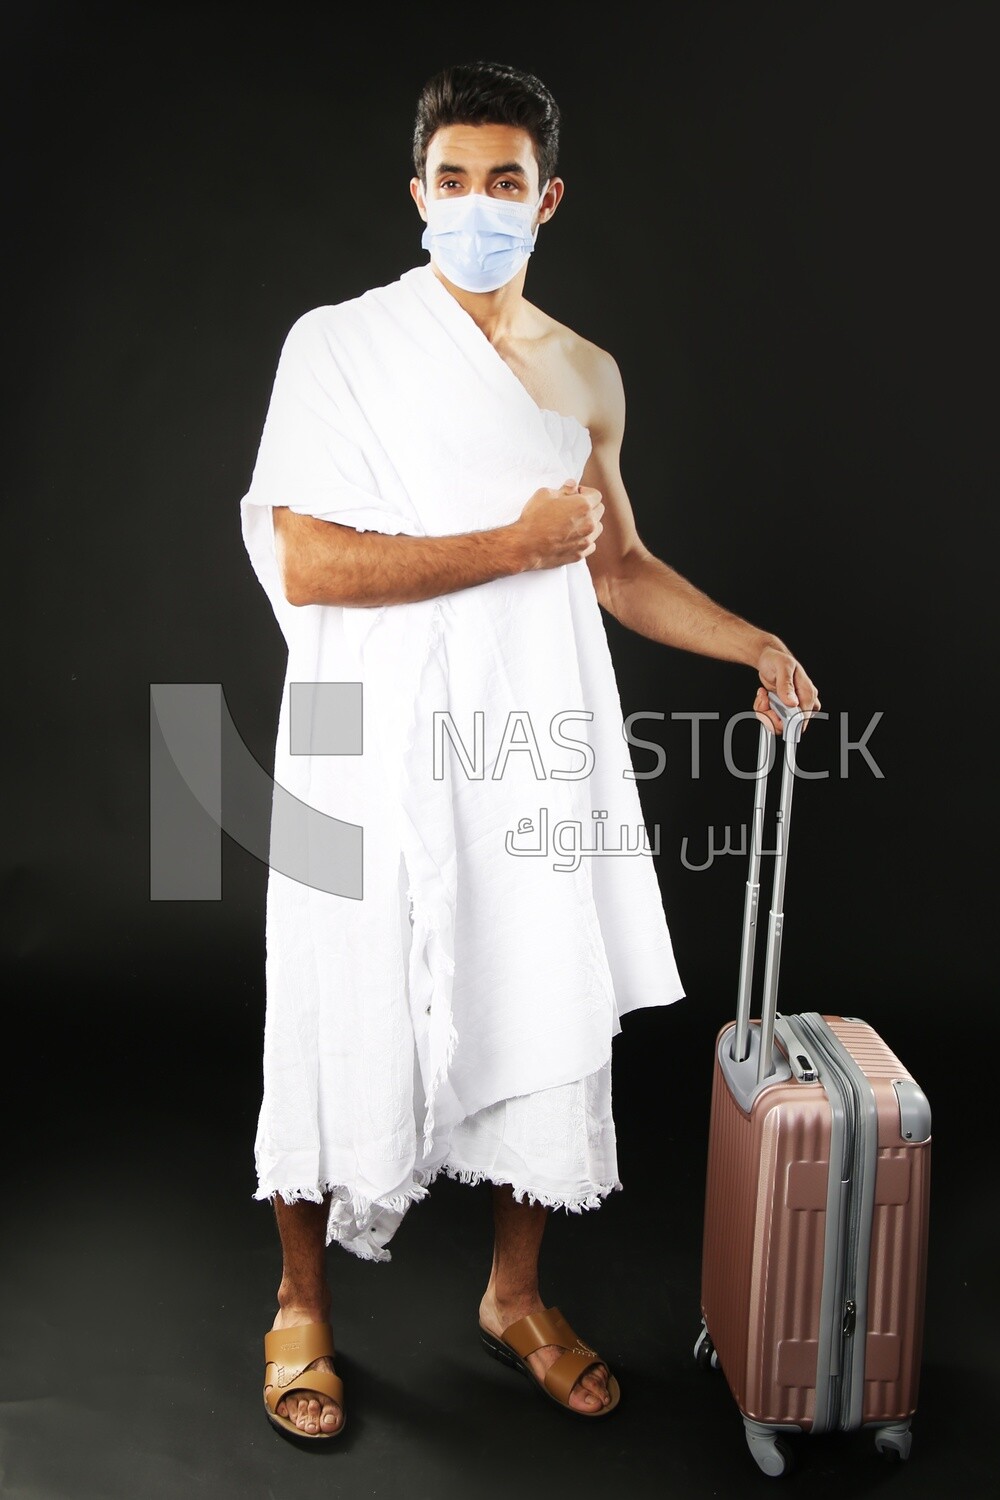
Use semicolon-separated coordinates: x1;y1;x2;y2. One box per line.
700;1014;931;1433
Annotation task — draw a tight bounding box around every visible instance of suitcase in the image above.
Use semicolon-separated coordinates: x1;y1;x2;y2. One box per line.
695;692;931;1477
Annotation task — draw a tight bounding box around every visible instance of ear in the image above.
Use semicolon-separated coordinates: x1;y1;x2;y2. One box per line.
537;176;565;225
409;176;428;222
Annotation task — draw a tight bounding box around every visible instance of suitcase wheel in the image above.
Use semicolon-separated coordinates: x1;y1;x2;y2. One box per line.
874;1421;913;1462
744;1420;796;1478
693;1321;720;1372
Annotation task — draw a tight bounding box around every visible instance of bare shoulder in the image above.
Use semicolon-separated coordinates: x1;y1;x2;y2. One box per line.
531;303;622;384
526;302;626;435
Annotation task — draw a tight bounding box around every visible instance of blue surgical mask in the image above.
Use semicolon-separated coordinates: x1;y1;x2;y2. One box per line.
420;185;548;294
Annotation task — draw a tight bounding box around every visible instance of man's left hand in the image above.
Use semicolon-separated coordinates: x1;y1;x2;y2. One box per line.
753;646;821;734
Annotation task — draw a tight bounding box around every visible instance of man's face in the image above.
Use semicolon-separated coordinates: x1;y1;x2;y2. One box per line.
410;122;561;227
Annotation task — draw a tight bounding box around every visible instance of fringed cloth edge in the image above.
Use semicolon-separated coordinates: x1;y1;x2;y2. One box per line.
253;1165;623;1262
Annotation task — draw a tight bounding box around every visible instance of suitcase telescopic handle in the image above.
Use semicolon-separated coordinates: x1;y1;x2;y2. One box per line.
766;690;806;743
731;692;807;1081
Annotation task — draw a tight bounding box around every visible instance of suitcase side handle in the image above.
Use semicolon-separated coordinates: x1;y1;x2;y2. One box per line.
731;694;804;1080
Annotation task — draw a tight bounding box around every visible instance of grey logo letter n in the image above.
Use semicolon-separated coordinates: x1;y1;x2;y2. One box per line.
149;683;364;900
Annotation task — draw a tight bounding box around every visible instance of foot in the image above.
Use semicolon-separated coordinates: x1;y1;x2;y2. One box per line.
265;1307;344;1435
478;1290;612;1414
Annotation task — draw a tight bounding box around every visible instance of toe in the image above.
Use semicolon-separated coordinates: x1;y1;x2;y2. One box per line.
571;1381;602;1412
575;1362;612;1411
320;1400;342;1432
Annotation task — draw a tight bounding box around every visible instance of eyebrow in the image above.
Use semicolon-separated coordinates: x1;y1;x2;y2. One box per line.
434;161;529;178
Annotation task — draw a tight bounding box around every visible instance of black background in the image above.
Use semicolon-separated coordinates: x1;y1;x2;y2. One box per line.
4;3;995;1497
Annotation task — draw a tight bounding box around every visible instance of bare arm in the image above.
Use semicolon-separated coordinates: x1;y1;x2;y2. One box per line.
582;348;820;729
602;549;784;668
275;508;524;607
273;481;604;607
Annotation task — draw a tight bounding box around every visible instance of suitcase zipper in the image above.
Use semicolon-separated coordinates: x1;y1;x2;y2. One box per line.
795;1016;872;1432
795;1016;855;1430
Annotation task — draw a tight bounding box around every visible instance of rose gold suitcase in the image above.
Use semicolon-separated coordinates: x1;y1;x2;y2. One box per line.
695;694;931;1477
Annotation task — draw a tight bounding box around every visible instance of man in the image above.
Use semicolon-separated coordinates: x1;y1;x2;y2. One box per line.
240;60;819;1444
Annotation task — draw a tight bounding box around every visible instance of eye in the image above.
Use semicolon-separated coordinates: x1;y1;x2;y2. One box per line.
496;179;522;192
438;179;463;192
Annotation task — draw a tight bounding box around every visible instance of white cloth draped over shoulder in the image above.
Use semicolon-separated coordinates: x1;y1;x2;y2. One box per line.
240;263;686;1260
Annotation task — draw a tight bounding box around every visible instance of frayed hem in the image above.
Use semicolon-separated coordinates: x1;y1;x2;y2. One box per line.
252;1167;442;1213
397;597;461;1162
439;1162;623;1214
253;1167;445;1262
253;1183;325;1207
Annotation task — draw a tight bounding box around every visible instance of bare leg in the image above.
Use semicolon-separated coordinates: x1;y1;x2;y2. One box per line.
477;1183;612;1412
263;1194;344;1435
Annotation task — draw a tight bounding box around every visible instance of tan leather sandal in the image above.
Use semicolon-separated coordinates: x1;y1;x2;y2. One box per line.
263;1322;345;1445
478;1305;621;1417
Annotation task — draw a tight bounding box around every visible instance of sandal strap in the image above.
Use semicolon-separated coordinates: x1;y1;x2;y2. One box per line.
544;1348;605;1406
500;1306;583;1360
263;1321;335;1383
263;1366;344;1416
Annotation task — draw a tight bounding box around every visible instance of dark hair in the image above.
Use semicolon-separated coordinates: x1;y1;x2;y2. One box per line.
412;61;560;187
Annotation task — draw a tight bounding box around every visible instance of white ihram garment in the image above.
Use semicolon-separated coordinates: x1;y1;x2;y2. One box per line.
239;264;686;1262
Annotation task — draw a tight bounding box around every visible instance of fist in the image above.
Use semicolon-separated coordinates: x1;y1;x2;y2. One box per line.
517;480;605;571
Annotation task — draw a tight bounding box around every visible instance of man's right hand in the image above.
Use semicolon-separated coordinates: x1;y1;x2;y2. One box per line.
514;481;605;571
